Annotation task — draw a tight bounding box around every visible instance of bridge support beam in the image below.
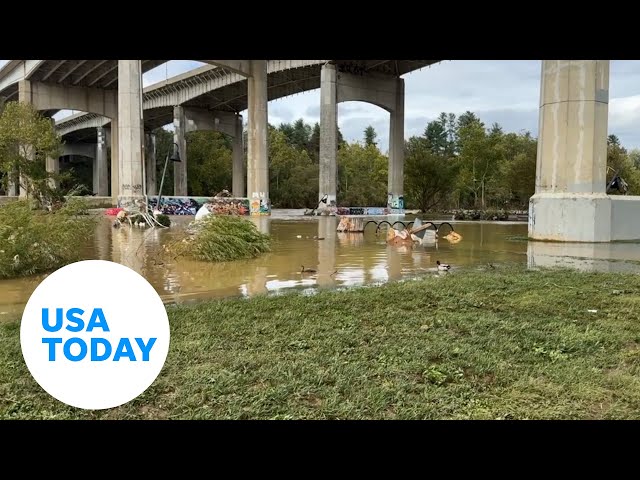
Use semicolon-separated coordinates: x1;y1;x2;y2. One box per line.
247;60;270;215
173;105;187;196
388;78;405;212
319;63;337;209
145;132;157;196
108;118;119;201
319;65;405;211
529;60;613;242
233;114;245;198
117;60;144;207
94;126;108;196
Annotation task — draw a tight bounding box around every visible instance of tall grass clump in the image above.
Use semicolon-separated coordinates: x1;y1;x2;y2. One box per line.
0;199;96;279
172;215;271;262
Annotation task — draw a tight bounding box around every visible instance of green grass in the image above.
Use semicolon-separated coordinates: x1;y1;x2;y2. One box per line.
171;215;271;263
2;266;640;419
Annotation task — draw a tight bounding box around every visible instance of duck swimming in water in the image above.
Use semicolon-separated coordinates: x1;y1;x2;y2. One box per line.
436;260;451;271
301;265;317;273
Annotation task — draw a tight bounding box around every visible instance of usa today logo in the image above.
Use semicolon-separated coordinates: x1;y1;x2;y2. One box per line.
20;260;170;410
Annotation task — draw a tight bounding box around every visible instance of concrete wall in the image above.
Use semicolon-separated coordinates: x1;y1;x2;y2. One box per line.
610;196;640;241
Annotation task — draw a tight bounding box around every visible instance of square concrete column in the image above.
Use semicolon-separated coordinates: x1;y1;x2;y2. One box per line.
388;77;405;211
18;80;33;198
173;106;187;196
529;60;611;242
319;63;337;206
108;118;119;200
145;132;157;196
232;114;245;197
247;60;270;215
46;155;59;190
93;126;109;196
117;60;144;208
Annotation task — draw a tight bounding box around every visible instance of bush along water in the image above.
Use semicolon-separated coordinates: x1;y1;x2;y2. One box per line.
0;199;97;279
169;215;271;263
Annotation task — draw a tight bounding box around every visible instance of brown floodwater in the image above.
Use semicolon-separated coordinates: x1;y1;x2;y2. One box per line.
2;210;639;318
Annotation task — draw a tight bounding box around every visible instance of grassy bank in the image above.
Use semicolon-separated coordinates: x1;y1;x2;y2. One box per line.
2;266;640;419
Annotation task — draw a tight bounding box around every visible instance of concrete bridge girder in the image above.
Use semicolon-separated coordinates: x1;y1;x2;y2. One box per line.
18;80;117;119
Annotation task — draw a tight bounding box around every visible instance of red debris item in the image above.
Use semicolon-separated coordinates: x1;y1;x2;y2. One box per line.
105;207;123;216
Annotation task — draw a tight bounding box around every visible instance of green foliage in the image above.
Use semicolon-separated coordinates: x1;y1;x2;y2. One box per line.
607;135;640;194
404;135;459;212
171;215;271;263
337;142;388;206
269;128;318;208
155;214;171;227
154;127;175;196
187;131;233;197
0;199;96;279
364;125;377;147
0;101;74;207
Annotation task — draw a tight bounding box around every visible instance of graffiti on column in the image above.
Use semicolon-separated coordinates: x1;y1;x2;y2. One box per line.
387;193;405;214
250;191;271;215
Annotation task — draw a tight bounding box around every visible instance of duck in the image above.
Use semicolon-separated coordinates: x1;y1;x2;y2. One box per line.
436;260;451;271
301;265;317;273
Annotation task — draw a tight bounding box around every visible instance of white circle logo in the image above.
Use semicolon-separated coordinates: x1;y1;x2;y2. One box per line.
20;260;170;410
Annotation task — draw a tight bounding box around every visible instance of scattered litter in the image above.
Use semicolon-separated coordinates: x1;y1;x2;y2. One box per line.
296;235;302;239
588;309;598;313
612;290;622;295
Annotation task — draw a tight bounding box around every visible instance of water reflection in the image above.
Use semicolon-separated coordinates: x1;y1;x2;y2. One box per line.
527;241;640;273
3;214;640;318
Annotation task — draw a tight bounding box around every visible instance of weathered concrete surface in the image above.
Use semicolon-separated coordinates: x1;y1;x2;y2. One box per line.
61;143;96;159
319;63;337;206
145;132;157;196
529;193;612;242
94;126;109;196
610;196;640;241
117;60;144;207
173;105;187;196
108;118;119;201
232;115;245;198
529;60;615;242
336;71;398;112
247;60;270;215
19;79;117;118
388;77;405;211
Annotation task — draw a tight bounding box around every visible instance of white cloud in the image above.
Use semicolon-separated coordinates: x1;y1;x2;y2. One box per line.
3;59;640;151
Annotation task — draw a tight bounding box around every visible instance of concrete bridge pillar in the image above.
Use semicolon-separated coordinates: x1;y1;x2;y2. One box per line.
247;60;270;215
108;118;119;201
529;60;611;242
46;155;59;190
232;114;245;198
117;60;144;208
93;126;109;196
145;132;157;196
173;106;187;196
388;77;405;211
319;63;338;207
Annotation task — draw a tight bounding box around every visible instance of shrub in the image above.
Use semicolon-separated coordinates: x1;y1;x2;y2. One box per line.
0;199;96;279
170;215;271;263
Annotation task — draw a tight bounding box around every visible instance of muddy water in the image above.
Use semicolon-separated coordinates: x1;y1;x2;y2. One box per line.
2;210;639;318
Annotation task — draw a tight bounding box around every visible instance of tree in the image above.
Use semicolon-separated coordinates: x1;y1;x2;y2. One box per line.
269;128;318;208
186;130;233;197
364;125;377;147
0;101;68;208
153;127;175;196
404;135;458;212
337;142;387;206
424;119;448;155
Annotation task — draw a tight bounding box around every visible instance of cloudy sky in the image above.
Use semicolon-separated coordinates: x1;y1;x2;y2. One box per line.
2;60;640;153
